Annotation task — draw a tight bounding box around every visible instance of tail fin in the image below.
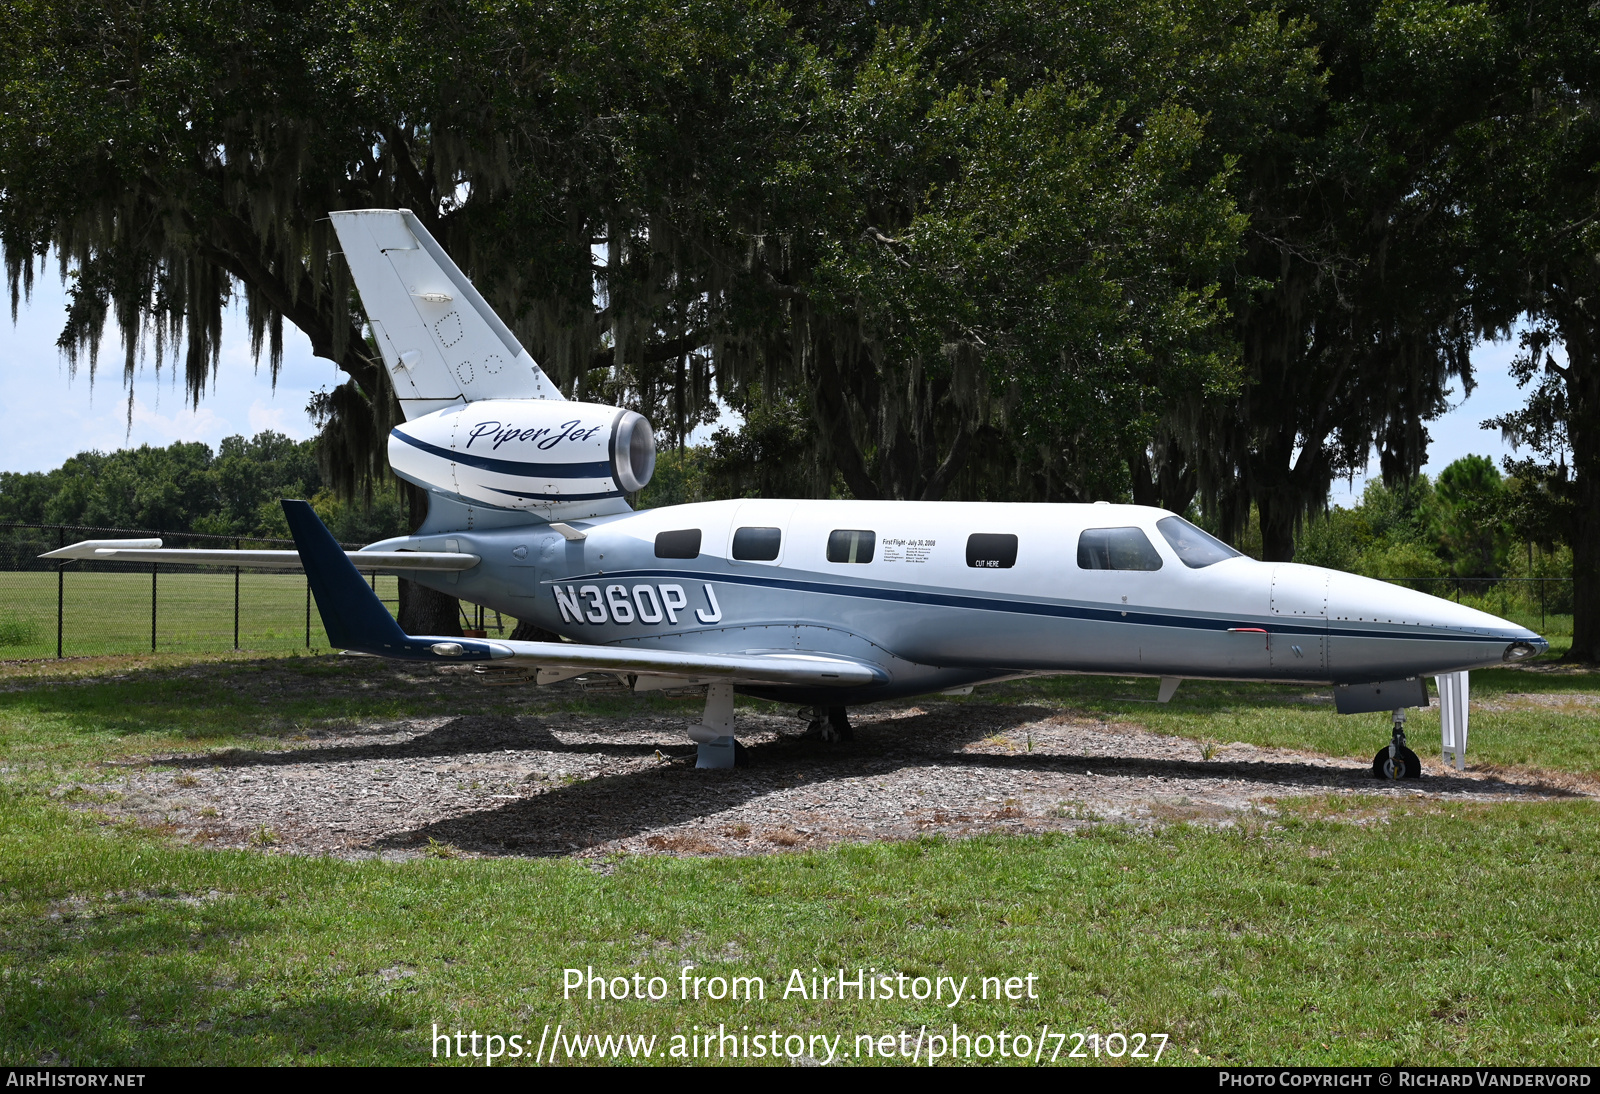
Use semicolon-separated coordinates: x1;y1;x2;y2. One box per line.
329;209;563;418
282;499;422;655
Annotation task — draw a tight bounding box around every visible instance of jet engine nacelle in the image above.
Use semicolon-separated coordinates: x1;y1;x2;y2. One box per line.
389;398;655;515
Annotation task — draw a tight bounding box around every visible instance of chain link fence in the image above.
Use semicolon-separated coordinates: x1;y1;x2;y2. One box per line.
0;522;416;659
1371;575;1574;635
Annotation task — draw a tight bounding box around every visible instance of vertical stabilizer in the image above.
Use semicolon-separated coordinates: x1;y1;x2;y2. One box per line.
329;209;564;419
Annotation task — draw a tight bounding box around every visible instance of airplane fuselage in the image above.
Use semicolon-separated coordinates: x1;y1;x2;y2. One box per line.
365;499;1545;705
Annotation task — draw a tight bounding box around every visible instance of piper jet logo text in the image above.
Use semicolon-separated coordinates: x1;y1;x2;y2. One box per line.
466;419;604;451
555;583;723;626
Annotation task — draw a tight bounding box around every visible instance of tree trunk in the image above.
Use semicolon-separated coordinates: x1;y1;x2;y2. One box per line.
1257;492;1297;563
395;480;462;637
398;578;463;637
1564;343;1599;663
1130;435;1198;514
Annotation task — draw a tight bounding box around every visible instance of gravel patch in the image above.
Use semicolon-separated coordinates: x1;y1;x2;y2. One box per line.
67;691;1592;860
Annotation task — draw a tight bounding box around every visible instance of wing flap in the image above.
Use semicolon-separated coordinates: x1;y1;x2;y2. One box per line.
480;641;883;688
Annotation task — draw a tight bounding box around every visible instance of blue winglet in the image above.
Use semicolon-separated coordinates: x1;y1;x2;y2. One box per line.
281;499;419;655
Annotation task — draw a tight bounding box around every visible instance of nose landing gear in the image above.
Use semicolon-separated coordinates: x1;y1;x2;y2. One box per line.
1371;706;1422;779
801;706;854;743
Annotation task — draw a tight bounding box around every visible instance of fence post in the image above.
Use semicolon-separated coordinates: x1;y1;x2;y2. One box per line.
151;562;158;653
56;526;64;659
233;537;240;651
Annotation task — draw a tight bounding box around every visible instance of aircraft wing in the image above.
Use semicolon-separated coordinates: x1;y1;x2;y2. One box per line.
279;499;882;689
40;539;480;573
453;640;881;688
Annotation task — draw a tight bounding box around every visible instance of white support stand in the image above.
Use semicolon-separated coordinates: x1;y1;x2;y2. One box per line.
1435;670;1469;771
689;682;737;769
1157;677;1182;704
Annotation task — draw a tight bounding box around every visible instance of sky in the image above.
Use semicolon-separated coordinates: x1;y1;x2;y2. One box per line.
0;270;339;474
0;264;1537;505
1327;334;1531;507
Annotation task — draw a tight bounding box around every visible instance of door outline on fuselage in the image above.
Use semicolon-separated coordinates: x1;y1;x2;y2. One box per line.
1269;565;1329;675
726;501;796;567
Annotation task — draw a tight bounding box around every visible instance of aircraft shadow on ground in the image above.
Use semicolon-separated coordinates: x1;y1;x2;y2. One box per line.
151;696;1043;771
157;714;677;769
357;705;1576;857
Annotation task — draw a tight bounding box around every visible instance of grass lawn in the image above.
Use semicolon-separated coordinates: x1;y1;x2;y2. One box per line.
0;653;1596;1065
1021;665;1600;777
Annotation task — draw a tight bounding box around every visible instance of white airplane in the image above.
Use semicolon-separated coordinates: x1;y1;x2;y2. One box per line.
45;210;1545;774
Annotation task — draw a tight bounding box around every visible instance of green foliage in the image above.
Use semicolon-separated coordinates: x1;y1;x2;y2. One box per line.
1298;460;1518;575
0;0;1286;508
633;447;709;510
1496;457;1576;550
0;431;406;541
1433;454;1508;576
1294;456;1574;619
1355;540;1451;586
0;613;39;647
1291;506;1363;572
703;394;835;500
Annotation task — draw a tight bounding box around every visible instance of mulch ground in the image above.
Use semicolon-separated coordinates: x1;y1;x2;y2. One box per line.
68;678;1591;860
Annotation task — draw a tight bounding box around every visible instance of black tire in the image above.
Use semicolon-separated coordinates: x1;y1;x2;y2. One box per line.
734;740;751;766
1371;745;1422;779
827;706;855;742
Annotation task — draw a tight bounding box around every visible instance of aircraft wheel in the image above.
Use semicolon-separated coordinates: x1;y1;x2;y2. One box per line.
827;706;854;742
1371;745;1421;780
734;740;751;766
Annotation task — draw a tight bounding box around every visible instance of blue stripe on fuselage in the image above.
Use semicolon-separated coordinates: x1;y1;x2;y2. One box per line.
545;567;1510;644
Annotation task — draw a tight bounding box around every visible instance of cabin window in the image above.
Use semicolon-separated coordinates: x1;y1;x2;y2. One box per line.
1155;516;1241;569
732;526;782;561
654;529;702;559
827;529;876;563
966;533;1018;569
1077;527;1163;571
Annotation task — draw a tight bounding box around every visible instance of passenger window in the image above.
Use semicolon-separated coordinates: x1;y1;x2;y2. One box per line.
1077;527;1163;571
732;526;782;561
966;533;1018;569
654;529;702;559
827;529;876;563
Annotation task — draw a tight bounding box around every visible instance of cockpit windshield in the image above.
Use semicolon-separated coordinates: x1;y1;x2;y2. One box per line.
1156;515;1243;569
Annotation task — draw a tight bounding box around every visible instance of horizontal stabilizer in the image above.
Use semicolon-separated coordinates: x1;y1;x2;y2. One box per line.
40;540;479;573
329;209;563;417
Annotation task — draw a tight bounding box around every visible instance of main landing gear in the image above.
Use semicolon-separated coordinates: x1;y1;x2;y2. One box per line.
802;706;854;743
1371;706;1422;780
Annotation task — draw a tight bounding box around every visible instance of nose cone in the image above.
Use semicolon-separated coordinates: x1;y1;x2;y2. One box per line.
1328;571;1528;634
1325;570;1547;674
